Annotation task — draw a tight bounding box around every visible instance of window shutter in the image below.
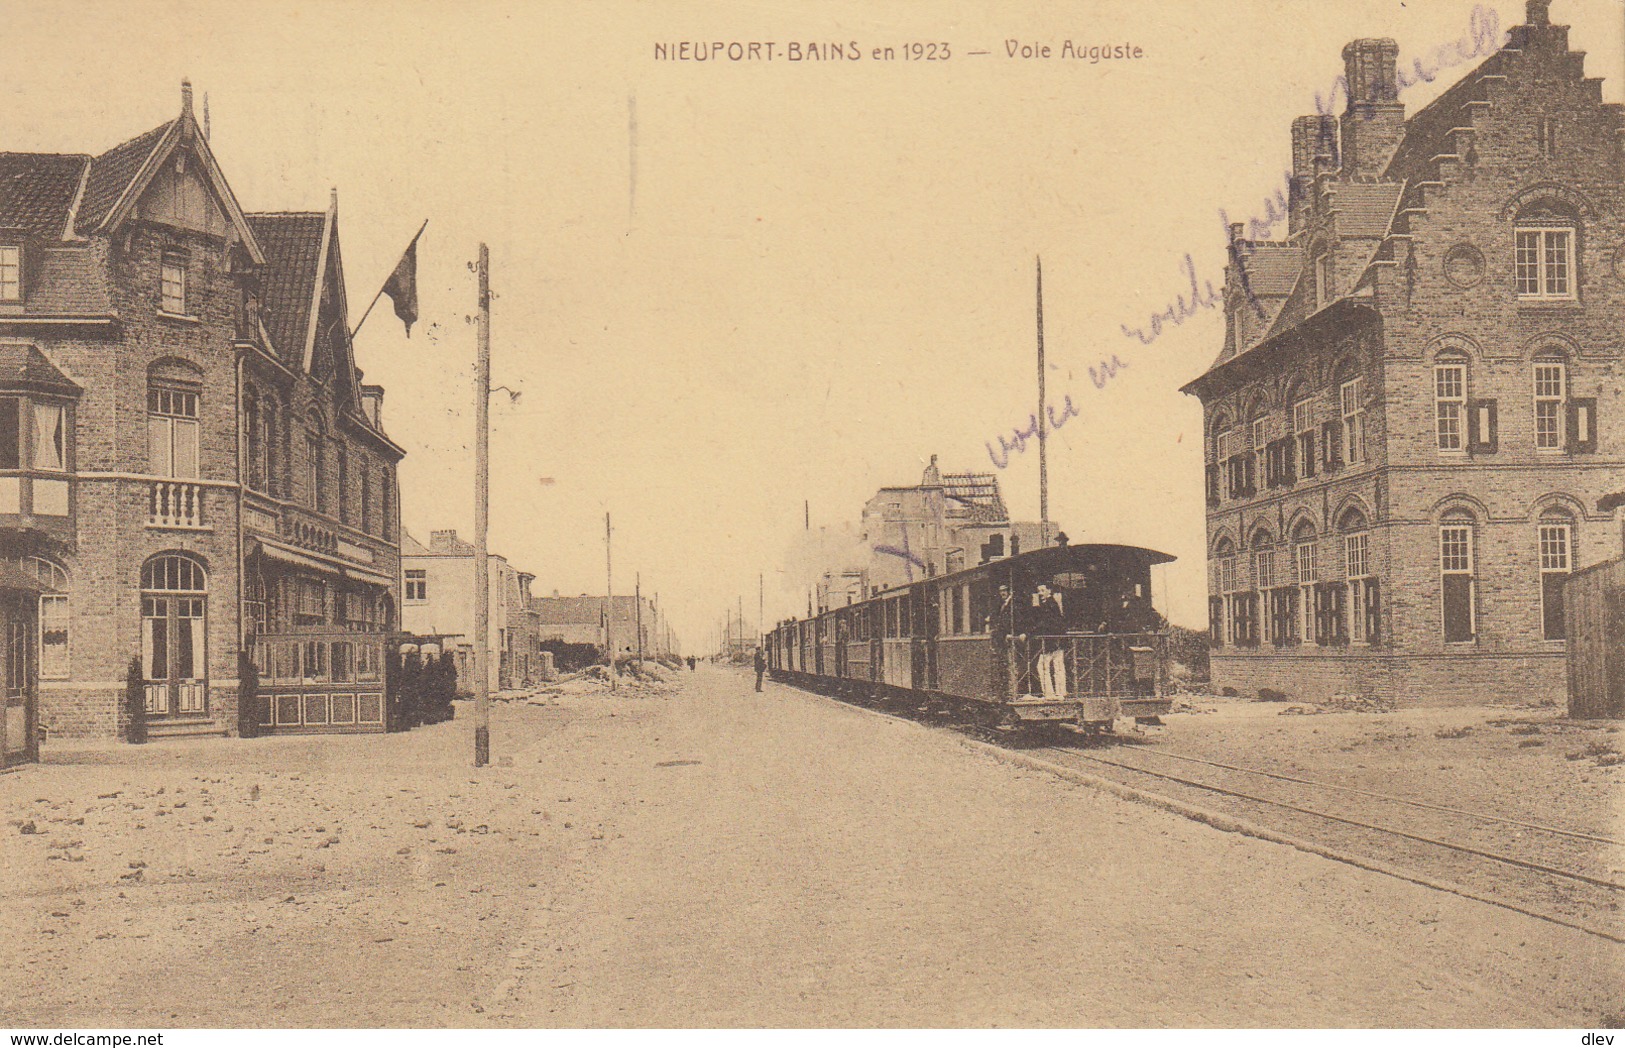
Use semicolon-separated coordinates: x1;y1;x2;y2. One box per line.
1567;397;1597;454
1243;454;1257;496
1331;584;1348;646
1467;399;1497;455
1321;420;1342;472
1206;464;1221;507
1365;578;1381;645
1300;430;1317;478
1283;436;1296;484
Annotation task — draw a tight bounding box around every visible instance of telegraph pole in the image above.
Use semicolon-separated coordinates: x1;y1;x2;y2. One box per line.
473;243;491;768
635;572;644;670
1036;255;1050;549
758;572;764;648
605;512;616;691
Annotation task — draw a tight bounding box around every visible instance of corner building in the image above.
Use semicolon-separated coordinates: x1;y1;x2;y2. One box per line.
0;83;403;744
1182;2;1625;706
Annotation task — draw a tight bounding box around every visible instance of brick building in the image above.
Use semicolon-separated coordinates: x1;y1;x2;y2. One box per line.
1183;1;1625;706
0;83;404;744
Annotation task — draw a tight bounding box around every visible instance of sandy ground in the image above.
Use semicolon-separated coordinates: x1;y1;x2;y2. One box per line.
1158;694;1623;841
2;666;1620;1028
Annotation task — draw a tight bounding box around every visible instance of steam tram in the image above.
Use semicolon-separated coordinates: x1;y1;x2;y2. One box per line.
766;543;1176;732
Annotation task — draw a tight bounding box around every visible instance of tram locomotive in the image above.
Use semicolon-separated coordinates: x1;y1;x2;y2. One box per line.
766;542;1176;732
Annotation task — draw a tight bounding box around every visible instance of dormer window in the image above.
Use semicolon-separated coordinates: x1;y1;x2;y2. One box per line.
0;245;20;302
161;250;188;314
1515;227;1574;300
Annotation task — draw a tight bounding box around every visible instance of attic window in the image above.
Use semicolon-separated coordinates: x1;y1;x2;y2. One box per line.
160;250;188;314
0;245;20;302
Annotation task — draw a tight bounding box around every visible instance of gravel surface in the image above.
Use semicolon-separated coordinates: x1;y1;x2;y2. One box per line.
2;668;1619;1027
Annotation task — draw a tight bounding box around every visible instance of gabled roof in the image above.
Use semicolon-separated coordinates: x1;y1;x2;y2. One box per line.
246;212;326;364
0;153;88;239
75;121;173;234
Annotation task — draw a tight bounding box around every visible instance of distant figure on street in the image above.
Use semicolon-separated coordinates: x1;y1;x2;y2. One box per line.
753;647;766;692
687;656;697;671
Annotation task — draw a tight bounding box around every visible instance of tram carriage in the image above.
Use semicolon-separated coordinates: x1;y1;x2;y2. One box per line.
767;542;1176;732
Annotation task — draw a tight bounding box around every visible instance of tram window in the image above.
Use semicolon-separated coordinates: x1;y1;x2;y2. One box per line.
901;598;912;636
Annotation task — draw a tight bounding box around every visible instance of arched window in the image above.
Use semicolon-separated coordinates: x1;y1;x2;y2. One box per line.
1211;536;1237;648
1339;508;1377;645
305;412;326;516
1515;200;1578;301
1291;520;1321;644
1531;350;1568;453
1434;353;1468;452
140;553;208;716
1439;512;1476;643
1207;411;1232;507
147;361;201;480
1250;527;1279;647
1290;384;1318;481
26;557;69;679
1537;507;1574;641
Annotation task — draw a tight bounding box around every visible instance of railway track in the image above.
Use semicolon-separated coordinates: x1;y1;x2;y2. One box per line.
792;679;1625;943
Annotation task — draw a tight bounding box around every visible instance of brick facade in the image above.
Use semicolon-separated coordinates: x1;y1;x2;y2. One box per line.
1184;3;1625;706
0;83;405;741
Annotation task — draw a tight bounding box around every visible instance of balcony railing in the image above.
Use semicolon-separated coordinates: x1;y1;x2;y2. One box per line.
149;481;204;529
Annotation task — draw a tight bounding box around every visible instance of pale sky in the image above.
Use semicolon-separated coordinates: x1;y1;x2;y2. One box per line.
4;0;1621;651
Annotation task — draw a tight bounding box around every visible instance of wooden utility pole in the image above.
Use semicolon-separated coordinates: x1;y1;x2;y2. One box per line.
1036;255;1049;549
605;512;615;692
758;572;764;647
635;572;644;669
473;243;491;768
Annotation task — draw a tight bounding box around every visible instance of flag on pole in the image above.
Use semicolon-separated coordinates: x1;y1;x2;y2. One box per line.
381;226;423;336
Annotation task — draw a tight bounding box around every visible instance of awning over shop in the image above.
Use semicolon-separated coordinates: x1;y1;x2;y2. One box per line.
249;537;396;589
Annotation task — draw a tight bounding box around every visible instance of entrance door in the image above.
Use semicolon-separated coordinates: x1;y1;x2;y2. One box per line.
141;553;210;717
0;593;38;767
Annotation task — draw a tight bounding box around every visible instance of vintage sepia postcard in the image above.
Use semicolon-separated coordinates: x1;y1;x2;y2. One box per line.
1;0;1622;1034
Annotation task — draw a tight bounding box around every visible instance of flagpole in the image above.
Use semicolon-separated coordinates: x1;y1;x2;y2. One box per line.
351;218;428;340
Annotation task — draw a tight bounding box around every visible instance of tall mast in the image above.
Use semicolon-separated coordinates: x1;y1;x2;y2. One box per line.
1036;256;1049;548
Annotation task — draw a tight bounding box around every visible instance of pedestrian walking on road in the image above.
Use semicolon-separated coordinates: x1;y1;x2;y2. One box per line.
754;647;766;692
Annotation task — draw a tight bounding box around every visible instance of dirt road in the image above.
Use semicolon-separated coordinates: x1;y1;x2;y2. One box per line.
2;667;1619;1027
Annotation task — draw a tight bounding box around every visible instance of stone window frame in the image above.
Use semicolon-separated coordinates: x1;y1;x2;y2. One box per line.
1439;515;1478;644
1531;358;1567;453
1433;358;1468;454
1536;509;1574;642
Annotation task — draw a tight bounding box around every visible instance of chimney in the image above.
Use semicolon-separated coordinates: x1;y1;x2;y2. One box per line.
361;383;385;427
1340;39;1406;178
1290;115;1338;234
1526;0;1551;26
430;529;461;552
922;453;941;487
180;79;194;115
